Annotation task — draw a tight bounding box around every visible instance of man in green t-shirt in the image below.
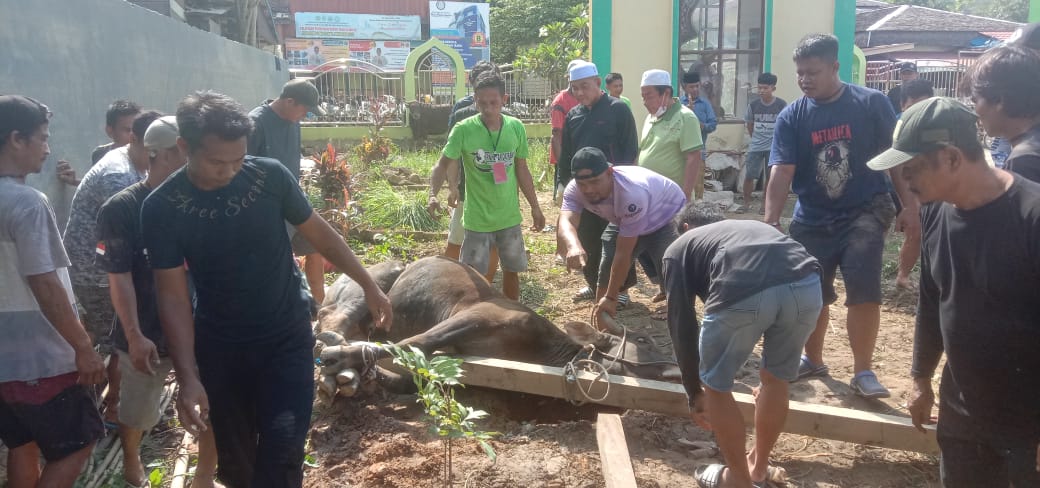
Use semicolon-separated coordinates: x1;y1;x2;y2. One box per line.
429;72;545;300
637;69;705;200
606;72;632;109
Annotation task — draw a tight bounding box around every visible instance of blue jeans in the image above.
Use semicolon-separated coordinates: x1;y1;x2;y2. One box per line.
699;274;822;392
196;326;315;488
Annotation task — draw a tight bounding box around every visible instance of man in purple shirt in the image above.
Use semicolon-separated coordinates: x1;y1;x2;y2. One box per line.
557;147;687;321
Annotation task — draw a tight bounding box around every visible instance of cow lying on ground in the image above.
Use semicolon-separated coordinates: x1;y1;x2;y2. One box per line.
315;256;681;398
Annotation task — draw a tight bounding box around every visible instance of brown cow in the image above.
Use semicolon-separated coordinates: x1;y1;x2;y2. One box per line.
315;256;680;396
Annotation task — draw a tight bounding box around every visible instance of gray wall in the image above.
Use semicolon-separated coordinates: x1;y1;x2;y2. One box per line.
0;0;288;227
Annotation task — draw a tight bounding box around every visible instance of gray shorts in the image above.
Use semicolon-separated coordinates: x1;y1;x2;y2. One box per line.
447;206;465;246
699;274;822;391
745;151;770;182
116;350;175;431
285;221;317;256
461;225;528;274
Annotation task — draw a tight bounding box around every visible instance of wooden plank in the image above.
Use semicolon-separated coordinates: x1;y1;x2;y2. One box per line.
595;413;639;488
458;356;938;455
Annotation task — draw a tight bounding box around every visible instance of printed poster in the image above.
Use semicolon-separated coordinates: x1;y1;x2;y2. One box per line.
285;39;411;71
295;12;422;41
429;1;490;69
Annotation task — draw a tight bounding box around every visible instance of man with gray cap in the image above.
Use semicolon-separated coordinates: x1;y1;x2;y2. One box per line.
558;60;640;303
868;97;1040;486
96;117;220;488
248;79;328;306
558;147;686;321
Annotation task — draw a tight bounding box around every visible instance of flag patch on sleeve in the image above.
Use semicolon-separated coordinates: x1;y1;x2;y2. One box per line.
95;242;106;256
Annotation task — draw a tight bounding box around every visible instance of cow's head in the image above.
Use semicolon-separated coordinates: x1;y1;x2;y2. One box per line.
563;321;682;382
316;260;406;340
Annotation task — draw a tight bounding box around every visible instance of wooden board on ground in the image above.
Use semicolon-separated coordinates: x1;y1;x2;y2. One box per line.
596;413;638;488
458;356;938;455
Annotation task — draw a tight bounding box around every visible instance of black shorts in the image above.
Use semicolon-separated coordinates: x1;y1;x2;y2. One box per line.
789;193;896;306
0;372;105;461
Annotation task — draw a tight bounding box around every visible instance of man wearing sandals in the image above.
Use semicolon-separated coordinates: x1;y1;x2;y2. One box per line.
764;34;918;399
663;202;821;488
558;147;685;322
870;97;1040;487
557;60;640;305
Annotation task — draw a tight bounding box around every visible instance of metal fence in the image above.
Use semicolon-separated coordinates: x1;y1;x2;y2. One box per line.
298;58;565;126
500;66;565;123
864;53;984;101
304;59;407;126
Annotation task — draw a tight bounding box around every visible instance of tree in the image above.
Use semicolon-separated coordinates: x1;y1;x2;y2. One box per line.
514;5;588;83
489;0;584;63
979;0;1030;22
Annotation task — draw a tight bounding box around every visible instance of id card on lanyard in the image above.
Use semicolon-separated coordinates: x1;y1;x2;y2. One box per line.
482;119;508;185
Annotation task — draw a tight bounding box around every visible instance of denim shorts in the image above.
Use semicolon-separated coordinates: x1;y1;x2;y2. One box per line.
461;224;528;274
744;151;770;182
789;193;896;306
699;273;823;392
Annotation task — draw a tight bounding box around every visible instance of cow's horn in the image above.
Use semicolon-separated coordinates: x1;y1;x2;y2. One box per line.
597;311;624;335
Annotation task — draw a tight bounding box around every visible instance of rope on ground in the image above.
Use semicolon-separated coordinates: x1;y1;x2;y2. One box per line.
562;314;628;405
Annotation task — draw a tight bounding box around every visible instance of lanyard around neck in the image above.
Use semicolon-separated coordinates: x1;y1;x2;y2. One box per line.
481;117;504;152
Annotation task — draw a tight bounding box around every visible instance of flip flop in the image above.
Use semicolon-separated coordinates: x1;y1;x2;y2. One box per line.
616;292;630;309
694;464;727;488
573;286;595;302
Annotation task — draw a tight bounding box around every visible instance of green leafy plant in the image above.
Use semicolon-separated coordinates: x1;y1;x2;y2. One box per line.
514;5;589;83
382;344;497;487
359;181;446;232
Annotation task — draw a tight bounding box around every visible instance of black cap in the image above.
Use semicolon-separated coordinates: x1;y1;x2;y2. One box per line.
280;79;325;115
682;70;700;84
899;62;918;73
1010;22;1040;50
571;147;611;179
0;95;51;140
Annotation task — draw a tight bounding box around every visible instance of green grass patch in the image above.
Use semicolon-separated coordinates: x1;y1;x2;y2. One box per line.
358;180;447;232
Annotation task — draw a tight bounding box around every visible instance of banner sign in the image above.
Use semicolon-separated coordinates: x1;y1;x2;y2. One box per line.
295;12;422;41
429;1;490;69
285;39;411;71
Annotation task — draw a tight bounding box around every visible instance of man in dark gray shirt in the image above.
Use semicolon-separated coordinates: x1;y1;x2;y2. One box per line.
248;79;328;305
662;202;821;488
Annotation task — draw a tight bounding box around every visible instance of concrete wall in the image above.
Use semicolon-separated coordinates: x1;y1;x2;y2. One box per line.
768;0;835;103
608;0;675;135
0;0;288;226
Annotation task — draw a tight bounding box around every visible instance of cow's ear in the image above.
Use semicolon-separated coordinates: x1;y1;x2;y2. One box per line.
564;321;610;349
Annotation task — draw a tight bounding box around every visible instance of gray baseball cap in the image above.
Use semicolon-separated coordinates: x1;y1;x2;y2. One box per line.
867;97;978;171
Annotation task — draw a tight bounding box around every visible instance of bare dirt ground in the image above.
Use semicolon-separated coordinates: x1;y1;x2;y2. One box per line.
0;191;938;488
302;191;942;488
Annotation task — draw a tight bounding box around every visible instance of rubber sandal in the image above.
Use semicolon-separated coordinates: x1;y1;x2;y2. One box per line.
850;370;891;399
796;355;829;380
572;286;595;302
616;292;630;309
694;464;727;488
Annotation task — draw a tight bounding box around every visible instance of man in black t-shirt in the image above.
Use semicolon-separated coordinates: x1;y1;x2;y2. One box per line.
141;92;392;488
868;98;1040;486
557;60;639;303
96;116;219;488
961;43;1040;183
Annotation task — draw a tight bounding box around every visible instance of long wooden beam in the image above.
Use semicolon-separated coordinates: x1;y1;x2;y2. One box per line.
458;356;938;455
596;413;638;488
